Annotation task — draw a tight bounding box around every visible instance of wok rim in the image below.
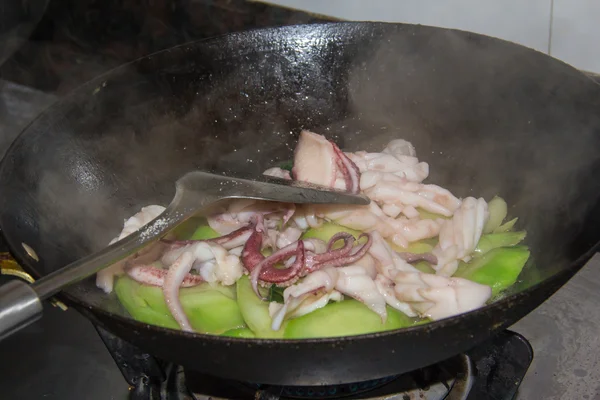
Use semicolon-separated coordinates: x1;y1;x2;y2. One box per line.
1;20;599;345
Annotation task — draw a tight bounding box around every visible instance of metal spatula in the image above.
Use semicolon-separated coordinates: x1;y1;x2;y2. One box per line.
0;171;369;340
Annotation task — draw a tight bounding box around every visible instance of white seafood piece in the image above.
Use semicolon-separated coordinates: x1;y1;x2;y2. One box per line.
335;265;388;322
433;197;489;276
96;205;166;293
302;238;329;254
381;203;403;218
367;202;441;245
292;205;323;230
269;291;344;331
365;181;461;218
228;246;243;257
125;263;203;287
207;199;288;235
275;226;304;249
207;199;259;234
374;274;417;317
395;218;441;244
117;205;166;240
292;130;361;193
357;170;404;191
368;231;419;279
352;253;378;279
162;241;242;286
382;138;418;158
271;263;389;329
263;167;292;180
292;130;337;187
312;202;397;238
401;205;420;219
163;252;196;331
346;138;428;183
308;200;440;249
269;267;341;330
286;266;340;298
393;271;492;320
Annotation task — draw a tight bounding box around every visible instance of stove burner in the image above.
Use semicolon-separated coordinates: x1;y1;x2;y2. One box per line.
246;375;402;399
163;353;471;400
100;328;531;400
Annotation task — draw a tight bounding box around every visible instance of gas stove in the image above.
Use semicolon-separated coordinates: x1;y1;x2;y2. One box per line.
94;326;531;400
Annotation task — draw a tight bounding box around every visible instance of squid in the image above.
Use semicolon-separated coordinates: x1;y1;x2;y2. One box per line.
99;131;500;334
368;231;491;320
96;205;166;293
292;130;361;194
241;226;374;296
269;264;388;331
392;271;492;320
346;138;429;184
432;197;489;276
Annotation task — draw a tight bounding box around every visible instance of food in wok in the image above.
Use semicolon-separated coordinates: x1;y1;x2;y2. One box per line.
96;130;530;339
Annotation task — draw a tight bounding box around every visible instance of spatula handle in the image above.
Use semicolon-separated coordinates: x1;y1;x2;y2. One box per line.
0;279;42;341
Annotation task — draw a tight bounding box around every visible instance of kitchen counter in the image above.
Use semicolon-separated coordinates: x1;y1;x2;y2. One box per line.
512;254;600;400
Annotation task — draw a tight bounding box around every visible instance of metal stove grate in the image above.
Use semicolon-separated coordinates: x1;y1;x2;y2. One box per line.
116;330;532;400
182;353;471;400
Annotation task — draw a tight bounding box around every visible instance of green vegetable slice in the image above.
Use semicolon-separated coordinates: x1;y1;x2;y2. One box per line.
236;275;286;338
483;196;508;233
391;241;434;255
304;222;435;255
279;160;293;171
284;299;421;339
454;246;530;297
222;327;256;338
417;208;450;221
494;217;518;233
115;276;245;334
302;222;363;244
412;261;436;274
267;285;285;303
189;224;220;240
473;231;526;256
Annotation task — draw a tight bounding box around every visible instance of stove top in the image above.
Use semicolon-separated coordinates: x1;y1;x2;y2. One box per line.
94;327;531;400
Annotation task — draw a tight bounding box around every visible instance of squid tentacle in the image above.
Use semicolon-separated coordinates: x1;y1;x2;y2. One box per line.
126;264;203;287
249;240;305;298
161;224;254;250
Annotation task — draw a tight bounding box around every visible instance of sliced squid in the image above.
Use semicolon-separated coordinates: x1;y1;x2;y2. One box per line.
162;241;243;286
433;197;489;276
96;205;166;293
98;132;511;335
393;271;492;320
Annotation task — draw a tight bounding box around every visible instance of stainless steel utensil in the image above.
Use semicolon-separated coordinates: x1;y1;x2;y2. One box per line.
0;170;369;340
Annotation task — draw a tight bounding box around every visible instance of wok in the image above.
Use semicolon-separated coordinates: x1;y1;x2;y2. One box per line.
1;22;600;386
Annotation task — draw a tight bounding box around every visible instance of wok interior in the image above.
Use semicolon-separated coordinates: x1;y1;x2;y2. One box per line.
1;22;600;318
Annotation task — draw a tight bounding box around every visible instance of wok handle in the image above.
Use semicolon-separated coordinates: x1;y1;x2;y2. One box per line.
0;279;43;341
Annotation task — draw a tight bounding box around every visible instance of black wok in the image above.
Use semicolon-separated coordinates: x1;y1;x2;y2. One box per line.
1;22;600;385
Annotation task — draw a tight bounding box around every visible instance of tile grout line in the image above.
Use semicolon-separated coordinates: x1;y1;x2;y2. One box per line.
548;0;554;55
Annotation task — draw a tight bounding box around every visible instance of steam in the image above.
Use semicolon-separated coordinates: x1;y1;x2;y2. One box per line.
338;26;600;281
25;23;600;292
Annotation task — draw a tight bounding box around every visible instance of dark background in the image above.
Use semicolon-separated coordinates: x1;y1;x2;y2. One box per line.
0;0;328;95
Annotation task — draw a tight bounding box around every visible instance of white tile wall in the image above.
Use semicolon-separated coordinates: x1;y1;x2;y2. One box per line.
256;0;552;52
551;0;600;73
255;0;600;73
